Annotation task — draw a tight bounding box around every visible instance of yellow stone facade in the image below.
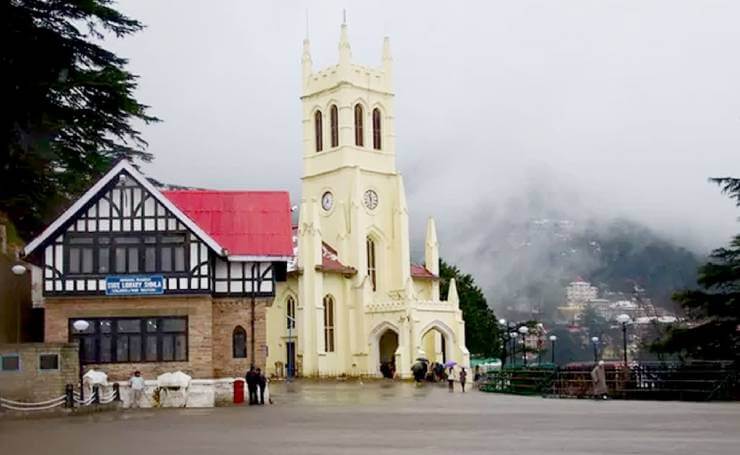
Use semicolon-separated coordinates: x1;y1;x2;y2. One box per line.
265;23;469;378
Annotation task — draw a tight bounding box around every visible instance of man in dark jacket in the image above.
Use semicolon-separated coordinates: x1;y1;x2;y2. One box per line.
245;366;258;405
256;368;266;405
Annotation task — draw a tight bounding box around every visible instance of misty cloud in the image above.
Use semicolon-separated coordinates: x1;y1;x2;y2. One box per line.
106;1;740;307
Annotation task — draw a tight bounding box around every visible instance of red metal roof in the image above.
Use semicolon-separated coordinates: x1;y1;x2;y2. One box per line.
162;190;293;257
411;264;437;279
320;242;357;275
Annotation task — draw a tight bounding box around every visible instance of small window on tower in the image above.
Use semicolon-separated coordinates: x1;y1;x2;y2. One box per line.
314;110;323;152
330;105;339;148
354;104;364;146
372;108;382;150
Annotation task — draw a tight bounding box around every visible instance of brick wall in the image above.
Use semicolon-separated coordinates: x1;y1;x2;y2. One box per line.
212;298;268;377
44;295;213;381
0;343;78;402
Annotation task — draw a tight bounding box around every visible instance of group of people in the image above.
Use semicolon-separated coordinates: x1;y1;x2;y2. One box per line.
411;360;468;392
245;366;270;405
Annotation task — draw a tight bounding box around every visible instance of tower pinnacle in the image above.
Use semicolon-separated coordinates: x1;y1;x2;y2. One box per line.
338;17;351;66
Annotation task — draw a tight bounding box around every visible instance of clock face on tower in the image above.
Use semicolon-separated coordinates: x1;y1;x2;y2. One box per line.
321;191;334;211
363;189;379;210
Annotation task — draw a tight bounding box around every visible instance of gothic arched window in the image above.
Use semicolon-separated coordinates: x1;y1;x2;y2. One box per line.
286;296;296;330
233;326;247;358
330;105;339;148
314;110;323;152
367;237;377;291
354;104;364;147
372;108;382;150
323;295;335;352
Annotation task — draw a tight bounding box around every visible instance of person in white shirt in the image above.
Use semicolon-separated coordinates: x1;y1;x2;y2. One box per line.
447;366;457;392
129;371;145;408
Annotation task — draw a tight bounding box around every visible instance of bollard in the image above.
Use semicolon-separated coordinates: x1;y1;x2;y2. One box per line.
65;384;75;408
113;383;121;401
93;385;100;404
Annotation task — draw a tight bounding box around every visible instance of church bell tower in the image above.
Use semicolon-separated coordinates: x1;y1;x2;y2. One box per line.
298;19;411;295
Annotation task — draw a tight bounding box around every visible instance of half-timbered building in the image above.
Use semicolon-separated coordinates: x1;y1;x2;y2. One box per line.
22;160;292;379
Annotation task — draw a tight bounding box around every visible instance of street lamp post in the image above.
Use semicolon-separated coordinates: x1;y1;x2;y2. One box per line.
498;319;508;367
591;336;599;364
549;335;557;365
510;332;518;366
616;314;631;368
537;323;544;365
11;263;28;343
72;319;90;401
518;326;529;366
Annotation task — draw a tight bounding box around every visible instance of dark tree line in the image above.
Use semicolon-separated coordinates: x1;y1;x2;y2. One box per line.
2;0;157;240
439;259;501;358
653;178;740;362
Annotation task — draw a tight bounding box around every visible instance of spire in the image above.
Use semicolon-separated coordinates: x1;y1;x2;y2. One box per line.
338;11;351;66
447;278;460;307
302;38;312;80
382;36;392;63
382;36;393;89
425;217;439;275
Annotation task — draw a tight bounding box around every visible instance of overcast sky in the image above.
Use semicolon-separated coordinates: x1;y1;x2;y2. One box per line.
109;0;740;272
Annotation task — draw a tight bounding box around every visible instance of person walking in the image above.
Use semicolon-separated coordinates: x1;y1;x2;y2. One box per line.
447;366;456;392
129;370;145;409
256;368;266;405
591;360;608;399
246;366;258;405
459;367;468;392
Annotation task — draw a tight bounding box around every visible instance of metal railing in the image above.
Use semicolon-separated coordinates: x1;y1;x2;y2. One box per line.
0;383;120;414
479;361;738;401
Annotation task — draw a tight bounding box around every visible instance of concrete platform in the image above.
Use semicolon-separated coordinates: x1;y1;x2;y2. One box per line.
1;381;738;455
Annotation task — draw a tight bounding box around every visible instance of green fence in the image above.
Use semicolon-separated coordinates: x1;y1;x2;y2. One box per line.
479;361;738;401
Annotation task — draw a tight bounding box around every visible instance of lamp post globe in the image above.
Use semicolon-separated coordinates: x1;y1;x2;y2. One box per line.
11;264;28;275
498;318;507;326
72;320;90;332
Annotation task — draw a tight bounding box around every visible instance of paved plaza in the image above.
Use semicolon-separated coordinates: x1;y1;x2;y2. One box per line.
2;381;739;455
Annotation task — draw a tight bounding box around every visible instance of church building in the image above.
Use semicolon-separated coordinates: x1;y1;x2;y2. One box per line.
264;23;469;378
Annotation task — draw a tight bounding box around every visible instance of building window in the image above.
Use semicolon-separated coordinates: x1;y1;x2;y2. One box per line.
354;104;364;146
39;354;59;370
323;295;335;352
69;317;188;364
314;110;323;152
372;108;382;150
1;354;20;371
367;237;377;292
65;233;188;277
330;105;339;147
286;296;296;330
233;326;247;358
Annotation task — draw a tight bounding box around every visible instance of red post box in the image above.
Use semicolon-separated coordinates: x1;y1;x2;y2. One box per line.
233;378;245;404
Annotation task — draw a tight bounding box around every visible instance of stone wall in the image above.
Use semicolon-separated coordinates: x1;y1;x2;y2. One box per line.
0;343;78;402
212;298;268;377
44;295;213;381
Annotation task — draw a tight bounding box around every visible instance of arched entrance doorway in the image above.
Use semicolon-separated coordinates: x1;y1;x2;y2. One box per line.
378;329;399;378
421;328;447;364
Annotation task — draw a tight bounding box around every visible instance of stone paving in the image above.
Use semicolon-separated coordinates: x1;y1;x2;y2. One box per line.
2;380;739;455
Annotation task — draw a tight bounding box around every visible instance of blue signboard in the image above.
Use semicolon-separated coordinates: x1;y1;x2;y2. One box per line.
105;275;164;296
